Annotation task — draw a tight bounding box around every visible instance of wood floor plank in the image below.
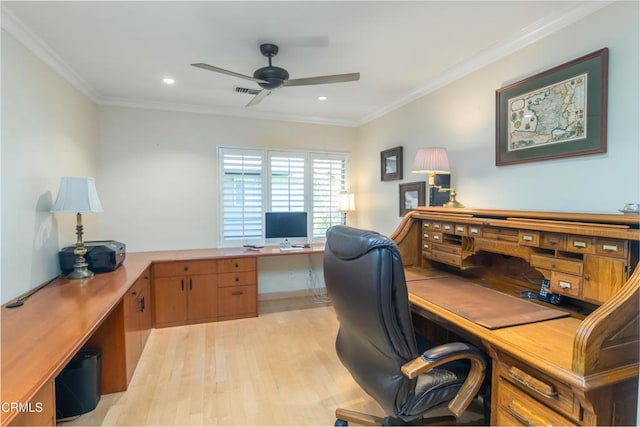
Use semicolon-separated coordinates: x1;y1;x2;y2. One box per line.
65;302;483;426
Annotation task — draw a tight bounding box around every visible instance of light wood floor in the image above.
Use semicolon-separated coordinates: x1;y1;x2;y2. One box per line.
66;298;484;426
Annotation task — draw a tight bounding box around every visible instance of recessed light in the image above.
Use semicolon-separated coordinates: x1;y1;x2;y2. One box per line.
317;96;328;101
162;77;175;85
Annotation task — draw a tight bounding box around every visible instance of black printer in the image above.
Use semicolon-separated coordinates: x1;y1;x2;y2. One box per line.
59;241;126;274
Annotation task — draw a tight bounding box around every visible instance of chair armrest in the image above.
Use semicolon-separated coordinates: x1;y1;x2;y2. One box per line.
401;342;487;418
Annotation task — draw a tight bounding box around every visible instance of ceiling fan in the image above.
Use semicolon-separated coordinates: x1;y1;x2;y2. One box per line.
191;43;360;107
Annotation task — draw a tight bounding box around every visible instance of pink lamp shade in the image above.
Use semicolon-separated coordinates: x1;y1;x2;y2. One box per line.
412;147;451;174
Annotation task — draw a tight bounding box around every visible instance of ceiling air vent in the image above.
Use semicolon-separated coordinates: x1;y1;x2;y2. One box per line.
234;87;260;95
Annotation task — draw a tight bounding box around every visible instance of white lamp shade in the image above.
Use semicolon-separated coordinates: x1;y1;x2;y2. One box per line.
51;176;104;213
412;147;451;174
338;193;355;212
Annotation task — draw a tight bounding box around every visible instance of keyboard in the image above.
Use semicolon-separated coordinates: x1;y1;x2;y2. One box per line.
279;246;304;252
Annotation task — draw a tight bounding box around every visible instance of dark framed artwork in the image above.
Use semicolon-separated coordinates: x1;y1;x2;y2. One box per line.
399;181;425;216
496;48;608;166
381;146;403;181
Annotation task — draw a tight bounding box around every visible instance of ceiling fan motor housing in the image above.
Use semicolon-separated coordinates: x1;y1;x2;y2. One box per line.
254;66;289;89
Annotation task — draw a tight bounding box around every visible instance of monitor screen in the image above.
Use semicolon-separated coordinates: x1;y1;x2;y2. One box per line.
265;211;308;239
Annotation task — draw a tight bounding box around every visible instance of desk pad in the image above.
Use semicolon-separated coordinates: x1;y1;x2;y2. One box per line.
408;278;570;329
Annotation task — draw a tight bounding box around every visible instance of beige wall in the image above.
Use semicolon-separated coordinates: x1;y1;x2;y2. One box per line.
1;30;98;303
354;1;640;235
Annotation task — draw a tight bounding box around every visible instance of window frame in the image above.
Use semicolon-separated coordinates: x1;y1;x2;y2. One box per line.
218;146;349;247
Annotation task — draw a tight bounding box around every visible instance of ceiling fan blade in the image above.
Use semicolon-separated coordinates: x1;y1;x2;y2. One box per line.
283;72;360;87
191;63;268;84
246;89;271;107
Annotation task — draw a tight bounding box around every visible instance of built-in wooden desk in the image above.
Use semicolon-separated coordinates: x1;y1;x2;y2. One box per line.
0;244;323;426
392;208;639;426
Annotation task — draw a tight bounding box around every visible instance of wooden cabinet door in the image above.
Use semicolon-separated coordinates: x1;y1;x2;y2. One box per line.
123;282;142;383
139;273;152;348
583;255;627;304
187;274;218;322
154;276;188;325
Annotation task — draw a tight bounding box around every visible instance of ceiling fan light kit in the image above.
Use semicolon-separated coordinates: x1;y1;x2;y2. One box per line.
191;43;359;106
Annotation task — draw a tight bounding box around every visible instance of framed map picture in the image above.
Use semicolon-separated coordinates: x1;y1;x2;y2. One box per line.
496;48;608;166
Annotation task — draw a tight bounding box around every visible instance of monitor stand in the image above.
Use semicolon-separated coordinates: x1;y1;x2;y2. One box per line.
279;240;291;249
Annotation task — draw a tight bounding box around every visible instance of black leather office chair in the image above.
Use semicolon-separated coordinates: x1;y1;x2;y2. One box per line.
323;225;488;426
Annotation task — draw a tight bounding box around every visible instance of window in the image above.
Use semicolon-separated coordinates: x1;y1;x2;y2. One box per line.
219;147;348;245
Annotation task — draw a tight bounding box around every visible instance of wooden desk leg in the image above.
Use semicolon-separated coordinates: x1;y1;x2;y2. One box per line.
83;301;127;394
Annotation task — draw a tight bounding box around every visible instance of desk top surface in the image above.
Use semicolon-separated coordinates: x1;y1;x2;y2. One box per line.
0;244;324;425
406;271;584;385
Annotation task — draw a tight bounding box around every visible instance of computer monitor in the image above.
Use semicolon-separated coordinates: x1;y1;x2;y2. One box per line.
264;211;308;245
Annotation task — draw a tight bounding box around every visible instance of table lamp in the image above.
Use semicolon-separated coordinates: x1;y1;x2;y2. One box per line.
338;192;355;225
412;147;464;208
51;176;104;279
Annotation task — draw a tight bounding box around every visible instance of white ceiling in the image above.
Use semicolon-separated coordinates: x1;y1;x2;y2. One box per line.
2;1;611;127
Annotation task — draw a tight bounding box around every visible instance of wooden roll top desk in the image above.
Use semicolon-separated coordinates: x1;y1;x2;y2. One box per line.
391;207;639;426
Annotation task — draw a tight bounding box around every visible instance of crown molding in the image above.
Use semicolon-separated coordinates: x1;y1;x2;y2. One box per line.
98;96;359;127
1;4;101;102
2;1;613;128
356;0;614;126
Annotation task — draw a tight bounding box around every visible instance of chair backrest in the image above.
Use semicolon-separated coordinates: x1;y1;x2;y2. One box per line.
323;225;418;416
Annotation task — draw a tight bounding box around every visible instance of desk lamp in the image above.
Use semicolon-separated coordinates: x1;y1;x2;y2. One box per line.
51;176;104;279
412;147;464;208
338;192;356;225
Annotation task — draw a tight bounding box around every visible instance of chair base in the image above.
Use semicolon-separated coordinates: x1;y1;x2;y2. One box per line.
335;408;456;426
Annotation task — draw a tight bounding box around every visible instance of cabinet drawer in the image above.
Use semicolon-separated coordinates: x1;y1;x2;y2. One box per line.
474;238;530;261
153;259;217;277
454;224;467;236
530;254;583;275
518;230;540;247
467;225;482;237
218;271;257;287
567;235;595;254
482;227;519;242
431;242;461;255
218;257;256;273
541;233;566;250
430;232;443;243
595;238;627;258
429;250;461;267
498;359;578;421
422;221;432;230
550;271;582;298
497;380;576;426
217;285;257;318
441;222;454;233
432;223;442;231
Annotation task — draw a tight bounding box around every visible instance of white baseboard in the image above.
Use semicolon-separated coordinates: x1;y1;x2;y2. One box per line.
258;288;326;301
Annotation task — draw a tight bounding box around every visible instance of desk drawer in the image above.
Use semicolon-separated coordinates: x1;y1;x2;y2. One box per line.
218;271;257;287
497;358;578;421
432;242;461;255
482;227;519;242
595;238;627;258
518;230;540;247
218;257;256;273
541;233;566;250
218;285;257;318
530;254;583;275
153;260;218;277
497;380;576;426
550;271;582;298
429;250;461;267
567;235;595;254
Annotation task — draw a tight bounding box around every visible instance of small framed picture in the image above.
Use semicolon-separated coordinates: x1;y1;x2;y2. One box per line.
399;181;425;216
381;146;403;181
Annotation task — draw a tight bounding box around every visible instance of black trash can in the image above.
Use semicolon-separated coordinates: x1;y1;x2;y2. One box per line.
55;349;101;420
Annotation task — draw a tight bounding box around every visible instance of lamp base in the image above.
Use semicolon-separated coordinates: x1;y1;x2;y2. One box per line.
66;245;95;279
443;188;465;209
